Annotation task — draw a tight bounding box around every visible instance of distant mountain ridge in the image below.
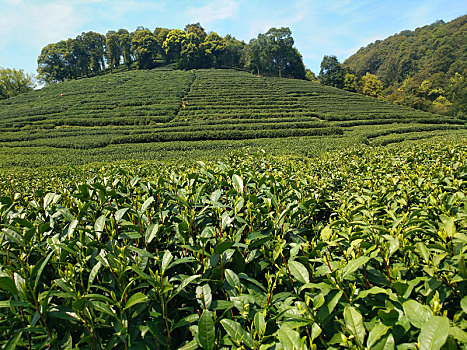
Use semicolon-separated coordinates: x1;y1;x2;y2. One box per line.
344;15;466;116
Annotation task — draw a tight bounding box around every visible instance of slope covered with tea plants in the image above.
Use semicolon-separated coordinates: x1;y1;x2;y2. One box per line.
0;140;466;349
0;68;465;168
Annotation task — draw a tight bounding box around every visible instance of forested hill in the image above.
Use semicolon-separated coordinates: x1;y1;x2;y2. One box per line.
343;15;466;116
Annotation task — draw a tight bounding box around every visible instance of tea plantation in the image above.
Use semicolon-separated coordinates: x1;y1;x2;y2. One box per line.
0;141;466;349
0;68;465;167
0;68;466;349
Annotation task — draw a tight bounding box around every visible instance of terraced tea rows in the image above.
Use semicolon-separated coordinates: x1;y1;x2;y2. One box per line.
0;68;464;167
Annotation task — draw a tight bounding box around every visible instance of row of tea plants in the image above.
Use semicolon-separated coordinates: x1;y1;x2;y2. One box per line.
0;141;466;349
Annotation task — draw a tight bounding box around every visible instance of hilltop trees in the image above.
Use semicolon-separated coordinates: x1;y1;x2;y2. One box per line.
0;67;35;99
105;31;122;70
247;27;305;78
37;25;306;83
132;29;158;69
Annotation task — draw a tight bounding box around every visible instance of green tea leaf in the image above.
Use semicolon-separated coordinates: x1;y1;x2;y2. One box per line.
449;327;467;343
34;251;53;292
220;319;254;348
254;311;266;335
3;332;22;350
198;310;215;350
141;196;155;213
172;274;201;299
196;284;212;309
342;256;370;280
418;316;449;350
179;340;199;350
416;242;430;263
403;300;432;329
461;296;467;313
372;333;395;350
124;292;148;310
317;290;342;322
94;215;106;233
276;327;302;350
88;261;102;291
367;323;390;348
217;240;234;255
161;250;173;273
114;208;129;222
0;273;18;296
225;269;240;288
145;223;159;244
288;260;309;284
232;174;244;193
344;306;365;344
320;226;332;242
0;300;32;308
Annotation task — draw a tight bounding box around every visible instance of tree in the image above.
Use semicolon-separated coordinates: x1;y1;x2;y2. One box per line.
361;72;383;97
0;68;35;99
265;27;294;77
221;35;245;68
247;34;269;75
131;29;157;69
163;29;185;63
305;69;317;81
37;41;68;83
81;31;106;73
65;36;90;79
343;73;358;92
432;95;452;115
247;27;305;78
281;48;306;79
319;55;345;88
154;28;170;60
201;32;226;67
106;31;122;70
447;72;466;117
184;23;207;41
179;32;202;69
118;29;133;69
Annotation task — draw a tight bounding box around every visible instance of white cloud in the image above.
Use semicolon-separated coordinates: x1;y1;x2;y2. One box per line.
0;2;84;51
186;0;239;24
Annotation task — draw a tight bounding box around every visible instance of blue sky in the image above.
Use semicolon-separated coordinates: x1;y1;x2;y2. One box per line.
0;0;465;77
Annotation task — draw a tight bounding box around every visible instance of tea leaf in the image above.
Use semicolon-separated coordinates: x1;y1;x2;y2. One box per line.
418;316;449;350
198;310;215;350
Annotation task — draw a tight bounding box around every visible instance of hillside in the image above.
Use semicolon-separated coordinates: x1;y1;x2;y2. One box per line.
0;68;465;167
343;15;466;116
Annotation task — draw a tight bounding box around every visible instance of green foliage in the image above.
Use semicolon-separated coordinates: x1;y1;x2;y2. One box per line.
319;55;345;88
248;27;306;78
0;68;35;99
0;68;464;168
132;29;158;69
361;72;383;98
344;15;466;115
0;141;466;348
343;73;358;92
105;31;122;70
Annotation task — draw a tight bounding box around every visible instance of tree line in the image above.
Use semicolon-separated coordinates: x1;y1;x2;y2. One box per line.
37;24;306;83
